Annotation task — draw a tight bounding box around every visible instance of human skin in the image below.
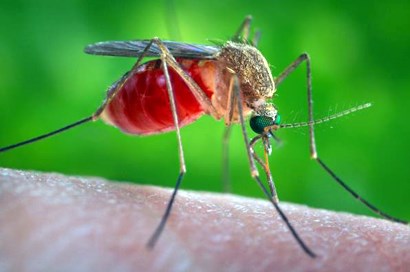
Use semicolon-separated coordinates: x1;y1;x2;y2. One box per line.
0;168;409;272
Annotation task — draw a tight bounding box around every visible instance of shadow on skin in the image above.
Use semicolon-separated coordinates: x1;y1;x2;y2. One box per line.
0;168;408;271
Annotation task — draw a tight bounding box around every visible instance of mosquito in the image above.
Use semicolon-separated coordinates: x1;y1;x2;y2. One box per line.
0;16;407;258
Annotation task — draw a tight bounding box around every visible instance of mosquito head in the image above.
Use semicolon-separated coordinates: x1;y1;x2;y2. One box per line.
249;103;281;134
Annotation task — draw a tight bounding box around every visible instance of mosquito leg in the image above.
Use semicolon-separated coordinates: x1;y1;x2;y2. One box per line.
0;117;94;153
220;69;240;193
225;69;277;200
274;53;308;87
232;15;252;43
225;73;257;177
252;30;261;47
231;73;316;258
222;125;232;193
248;136;279;203
146;37;224;246
146;42;188;248
145;37;226;247
276;53;408;224
316;158;407;224
261;136;279;202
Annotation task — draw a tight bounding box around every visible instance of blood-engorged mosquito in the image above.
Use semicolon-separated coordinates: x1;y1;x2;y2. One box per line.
0;16;407;258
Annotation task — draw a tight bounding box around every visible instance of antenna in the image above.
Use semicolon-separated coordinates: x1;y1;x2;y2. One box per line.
280;103;372;129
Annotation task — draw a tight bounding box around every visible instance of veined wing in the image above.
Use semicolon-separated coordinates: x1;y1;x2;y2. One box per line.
84;40;220;59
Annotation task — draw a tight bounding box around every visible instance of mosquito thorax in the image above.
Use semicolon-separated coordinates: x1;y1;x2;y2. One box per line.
217;41;276;103
249;103;280;134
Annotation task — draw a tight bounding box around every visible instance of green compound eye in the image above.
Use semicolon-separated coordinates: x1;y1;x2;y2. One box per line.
250;113;281;134
275;114;281;125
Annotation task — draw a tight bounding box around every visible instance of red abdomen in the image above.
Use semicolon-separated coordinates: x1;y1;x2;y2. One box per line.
101;59;217;135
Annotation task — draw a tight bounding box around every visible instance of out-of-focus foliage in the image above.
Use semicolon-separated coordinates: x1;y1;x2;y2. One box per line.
0;0;409;220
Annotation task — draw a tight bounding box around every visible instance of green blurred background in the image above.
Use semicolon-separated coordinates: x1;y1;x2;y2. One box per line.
0;0;409;220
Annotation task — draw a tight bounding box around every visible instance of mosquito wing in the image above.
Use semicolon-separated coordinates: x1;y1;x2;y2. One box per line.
84;40;220;59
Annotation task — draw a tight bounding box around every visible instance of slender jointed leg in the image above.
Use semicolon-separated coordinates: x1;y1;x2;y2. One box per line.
146;38;191;248
275;53;408;224
146;38;221;247
254;133;281;201
232;15;252;43
230;73;316;258
221;70;240;193
222;125;232;193
0;117;93;153
252;30;261;47
249;135;279;203
274;53;316;157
